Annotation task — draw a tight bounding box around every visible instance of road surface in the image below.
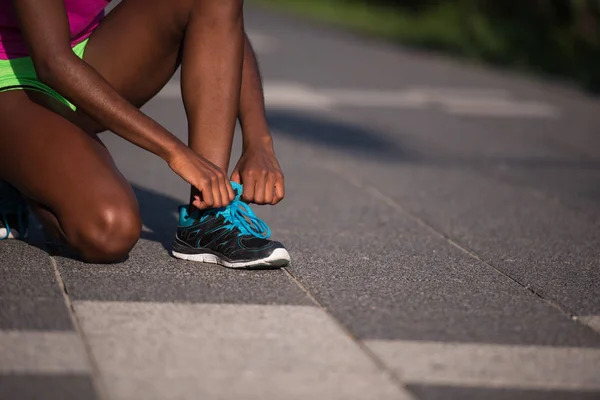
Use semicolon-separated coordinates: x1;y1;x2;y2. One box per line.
1;3;600;400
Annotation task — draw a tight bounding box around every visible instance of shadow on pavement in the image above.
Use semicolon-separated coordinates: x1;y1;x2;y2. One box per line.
132;184;181;250
266;109;414;162
266;109;600;173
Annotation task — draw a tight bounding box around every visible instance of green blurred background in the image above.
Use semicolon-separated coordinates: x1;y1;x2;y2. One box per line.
257;0;600;92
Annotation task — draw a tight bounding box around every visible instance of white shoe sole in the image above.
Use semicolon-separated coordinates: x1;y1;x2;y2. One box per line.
172;248;290;269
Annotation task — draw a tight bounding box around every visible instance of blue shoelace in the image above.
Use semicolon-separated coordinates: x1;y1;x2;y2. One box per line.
0;183;27;240
201;182;271;239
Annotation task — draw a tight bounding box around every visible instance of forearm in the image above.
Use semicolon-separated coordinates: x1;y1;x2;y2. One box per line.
239;34;272;149
39;53;184;161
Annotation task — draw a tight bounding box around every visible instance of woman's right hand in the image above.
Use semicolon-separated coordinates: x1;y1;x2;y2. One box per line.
168;147;235;210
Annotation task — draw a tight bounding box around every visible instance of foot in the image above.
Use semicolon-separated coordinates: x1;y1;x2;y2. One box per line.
0;181;29;240
172;182;290;269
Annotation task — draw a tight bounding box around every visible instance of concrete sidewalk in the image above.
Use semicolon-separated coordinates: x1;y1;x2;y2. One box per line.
1;4;600;400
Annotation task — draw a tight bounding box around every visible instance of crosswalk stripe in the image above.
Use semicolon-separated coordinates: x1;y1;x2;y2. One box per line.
367;340;600;391
0;331;90;374
73;301;412;400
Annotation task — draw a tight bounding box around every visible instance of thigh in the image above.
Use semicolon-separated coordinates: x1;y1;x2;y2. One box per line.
0;90;138;236
82;0;190;109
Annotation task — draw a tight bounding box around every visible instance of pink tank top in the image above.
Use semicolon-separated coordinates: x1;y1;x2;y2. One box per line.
0;0;110;60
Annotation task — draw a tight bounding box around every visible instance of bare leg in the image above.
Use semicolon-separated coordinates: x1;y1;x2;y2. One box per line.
0;91;141;263
81;0;246;184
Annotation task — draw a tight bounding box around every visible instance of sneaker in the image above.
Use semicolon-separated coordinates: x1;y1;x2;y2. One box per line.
0;181;29;240
172;182;290;269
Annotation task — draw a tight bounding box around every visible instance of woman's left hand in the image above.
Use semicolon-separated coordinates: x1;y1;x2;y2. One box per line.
231;140;285;205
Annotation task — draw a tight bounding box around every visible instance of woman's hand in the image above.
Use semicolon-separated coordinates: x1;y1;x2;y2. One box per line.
168;147;234;209
231;140;285;205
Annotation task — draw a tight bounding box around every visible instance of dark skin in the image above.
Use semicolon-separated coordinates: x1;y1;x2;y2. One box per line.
0;0;285;262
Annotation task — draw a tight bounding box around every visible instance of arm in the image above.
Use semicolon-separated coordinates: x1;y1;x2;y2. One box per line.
11;0;233;208
231;34;285;205
238;34;272;150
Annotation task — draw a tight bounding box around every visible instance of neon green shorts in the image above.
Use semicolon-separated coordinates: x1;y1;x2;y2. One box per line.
0;39;88;111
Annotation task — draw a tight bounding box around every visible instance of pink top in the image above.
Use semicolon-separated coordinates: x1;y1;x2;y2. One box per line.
0;0;110;60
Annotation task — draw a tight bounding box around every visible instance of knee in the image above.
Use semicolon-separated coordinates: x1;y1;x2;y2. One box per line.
72;202;141;264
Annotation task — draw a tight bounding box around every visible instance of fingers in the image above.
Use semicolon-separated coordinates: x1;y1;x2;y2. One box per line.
241;170;285;205
218;173;233;206
254;171;267;204
195;169;233;210
195;178;214;209
264;173;275;205
272;172;285;205
241;173;256;203
231;169;241;184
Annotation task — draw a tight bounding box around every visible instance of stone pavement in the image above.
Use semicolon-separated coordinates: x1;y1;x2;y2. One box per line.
1;4;600;400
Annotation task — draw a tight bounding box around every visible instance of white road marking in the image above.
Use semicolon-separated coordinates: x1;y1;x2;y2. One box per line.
264;82;337;110
74;301;411;400
367;340;600;391
155;80;560;118
0;331;90;374
443;100;559;118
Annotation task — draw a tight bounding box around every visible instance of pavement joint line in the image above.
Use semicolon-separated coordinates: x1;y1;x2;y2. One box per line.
318;161;599;336
281;267;416;399
50;255;112;400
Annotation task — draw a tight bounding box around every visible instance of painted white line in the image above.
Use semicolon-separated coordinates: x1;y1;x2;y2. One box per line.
0;331;90;374
264;82;336;110
443;100;559;118
367;340;600;391
579;316;600;334
74;301;411;400
155;80;559;118
400;86;512;98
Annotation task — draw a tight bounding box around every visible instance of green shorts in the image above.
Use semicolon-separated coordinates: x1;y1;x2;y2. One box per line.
0;39;88;111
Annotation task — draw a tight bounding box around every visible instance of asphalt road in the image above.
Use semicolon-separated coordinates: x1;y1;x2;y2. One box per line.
1;3;600;400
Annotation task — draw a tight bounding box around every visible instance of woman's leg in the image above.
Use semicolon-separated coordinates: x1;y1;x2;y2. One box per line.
81;0;244;173
0;91;141;263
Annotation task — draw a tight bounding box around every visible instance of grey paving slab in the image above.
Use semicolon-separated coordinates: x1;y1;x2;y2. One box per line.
367;340;600;391
0;298;72;331
0;241;59;299
0;331;89;374
345;107;600;223
251;138;600;346
0;375;97;400
57;238;310;305
74;301;410;400
406;385;600;400
318;153;600;316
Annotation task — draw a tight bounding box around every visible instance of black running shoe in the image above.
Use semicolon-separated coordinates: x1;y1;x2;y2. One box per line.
171;182;290;269
0;181;29;240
